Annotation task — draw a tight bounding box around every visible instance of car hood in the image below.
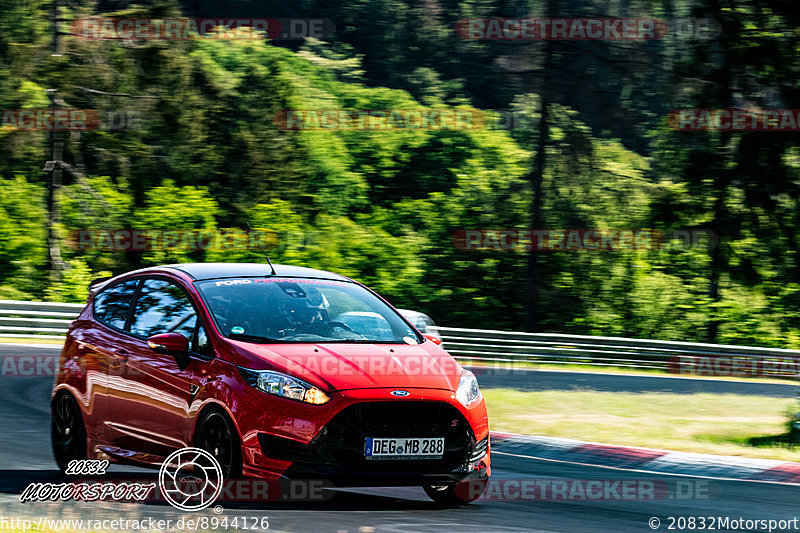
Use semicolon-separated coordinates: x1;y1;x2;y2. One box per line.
224;340;462;392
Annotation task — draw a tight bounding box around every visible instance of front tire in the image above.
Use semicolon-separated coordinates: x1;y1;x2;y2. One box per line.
195;410;242;480
51;392;87;473
423;479;487;507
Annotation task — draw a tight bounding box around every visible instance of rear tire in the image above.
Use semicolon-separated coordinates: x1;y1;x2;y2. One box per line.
51;392;87;473
423;479;487;507
195;409;242;480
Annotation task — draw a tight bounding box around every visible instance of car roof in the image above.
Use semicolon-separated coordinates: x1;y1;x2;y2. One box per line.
161;262;351;282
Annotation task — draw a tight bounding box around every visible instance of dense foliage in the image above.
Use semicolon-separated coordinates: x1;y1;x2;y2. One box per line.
1;0;799;346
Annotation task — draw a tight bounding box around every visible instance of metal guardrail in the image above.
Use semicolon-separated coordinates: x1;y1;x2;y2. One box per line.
438;326;800;373
0;300;82;339
0;300;798;376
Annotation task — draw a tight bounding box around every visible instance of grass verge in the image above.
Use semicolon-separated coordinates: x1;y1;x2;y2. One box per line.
461;359;799;385
0;337;65;345
484;388;800;461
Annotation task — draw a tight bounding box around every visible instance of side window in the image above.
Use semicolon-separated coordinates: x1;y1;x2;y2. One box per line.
94;280;139;330
130;279;197;339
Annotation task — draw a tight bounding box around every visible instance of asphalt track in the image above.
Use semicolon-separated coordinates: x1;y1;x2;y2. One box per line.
0;344;797;533
466;366;798;397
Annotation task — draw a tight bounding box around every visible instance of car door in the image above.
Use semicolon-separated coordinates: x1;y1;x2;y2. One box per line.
105;277;207;457
79;278;141;447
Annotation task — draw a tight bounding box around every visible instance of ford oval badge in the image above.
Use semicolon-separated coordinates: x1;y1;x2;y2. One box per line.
391;390;410;397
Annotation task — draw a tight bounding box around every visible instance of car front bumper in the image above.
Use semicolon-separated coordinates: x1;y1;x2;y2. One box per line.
237;388;491;486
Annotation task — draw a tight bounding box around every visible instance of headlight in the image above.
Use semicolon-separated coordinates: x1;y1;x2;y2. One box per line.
456;369;480;406
238;368;330;405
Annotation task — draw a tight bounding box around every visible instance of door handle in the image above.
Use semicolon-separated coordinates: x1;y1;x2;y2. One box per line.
114;348;129;361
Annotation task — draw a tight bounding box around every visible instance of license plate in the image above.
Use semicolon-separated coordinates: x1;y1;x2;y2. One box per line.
364;437;444;460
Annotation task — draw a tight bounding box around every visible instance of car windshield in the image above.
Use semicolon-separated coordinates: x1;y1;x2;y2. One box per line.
195;277;422;344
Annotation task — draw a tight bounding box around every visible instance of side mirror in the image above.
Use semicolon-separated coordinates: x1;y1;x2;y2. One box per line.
424;334;443;345
147;332;189;354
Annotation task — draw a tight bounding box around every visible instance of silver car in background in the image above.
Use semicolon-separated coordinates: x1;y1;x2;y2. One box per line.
794;389;800;441
398;309;440;338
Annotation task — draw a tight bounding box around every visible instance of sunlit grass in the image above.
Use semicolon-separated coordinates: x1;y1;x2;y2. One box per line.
0;337;65;345
484;389;800;461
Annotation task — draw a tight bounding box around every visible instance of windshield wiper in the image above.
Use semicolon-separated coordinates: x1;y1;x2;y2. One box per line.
314;339;401;344
229;333;416;344
228;333;288;343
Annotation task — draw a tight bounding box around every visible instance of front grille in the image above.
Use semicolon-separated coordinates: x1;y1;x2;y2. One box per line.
282;401;475;475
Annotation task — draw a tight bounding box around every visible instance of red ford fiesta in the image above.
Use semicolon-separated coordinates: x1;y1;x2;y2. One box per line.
51;263;490;505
